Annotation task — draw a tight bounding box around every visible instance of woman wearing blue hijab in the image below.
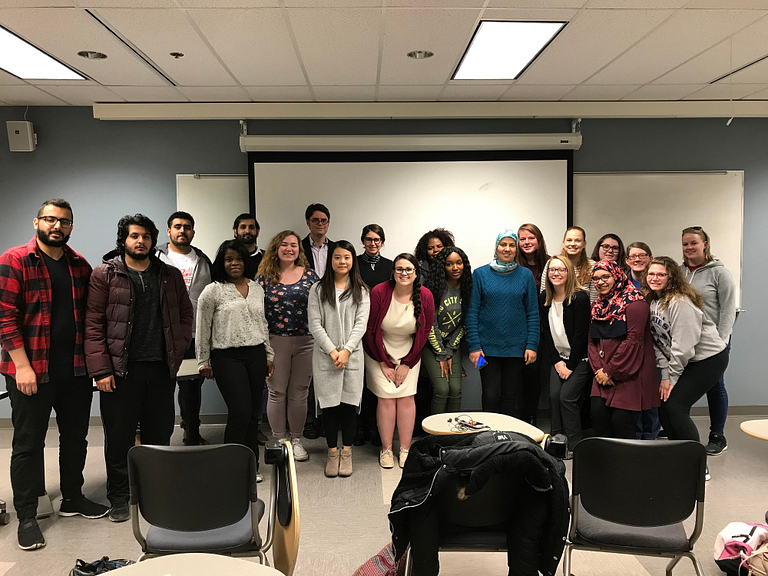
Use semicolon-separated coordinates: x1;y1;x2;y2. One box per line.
466;230;540;416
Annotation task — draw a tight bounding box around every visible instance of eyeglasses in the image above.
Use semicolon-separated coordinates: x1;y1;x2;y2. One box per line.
627;253;649;261
548;267;567;274
39;215;73;228
646;272;668;279
363;237;382;244
599;244;619;253
395;267;416;275
309;218;329;225
591;274;613;284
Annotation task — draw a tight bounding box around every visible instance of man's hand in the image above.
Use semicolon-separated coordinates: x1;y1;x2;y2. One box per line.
15;365;38;396
96;375;116;392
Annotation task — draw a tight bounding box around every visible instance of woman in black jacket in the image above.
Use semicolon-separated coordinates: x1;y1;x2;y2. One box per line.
540;255;592;455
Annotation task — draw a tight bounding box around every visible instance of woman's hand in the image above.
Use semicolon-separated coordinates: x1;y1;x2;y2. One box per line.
266;360;275;379
469;350;484;367
555;361;572;380
329;349;339;363
380;362;396;383
439;357;452;381
199;365;213;380
394;363;410;387
524;349;537;365
334;349;350;369
595;368;614;386
660;379;672;401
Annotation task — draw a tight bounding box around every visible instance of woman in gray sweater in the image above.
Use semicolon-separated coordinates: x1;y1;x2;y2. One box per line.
645;256;728;449
308;240;370;478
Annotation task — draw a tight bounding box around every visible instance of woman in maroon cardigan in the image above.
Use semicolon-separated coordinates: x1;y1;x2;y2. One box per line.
588;260;658;439
363;253;435;469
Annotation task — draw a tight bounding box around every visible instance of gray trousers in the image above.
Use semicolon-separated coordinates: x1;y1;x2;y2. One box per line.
267;334;313;440
549;360;592;449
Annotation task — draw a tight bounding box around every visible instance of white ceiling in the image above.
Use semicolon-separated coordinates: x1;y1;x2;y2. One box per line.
1;0;767;106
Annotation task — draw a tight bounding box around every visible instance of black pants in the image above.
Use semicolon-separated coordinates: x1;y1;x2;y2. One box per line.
323;402;357;449
590;396;639;439
521;357;543;425
100;361;175;505
549;361;592;448
356;382;378;433
5;370;93;520
480;356;524;417
660;349;729;443
210;345;267;467
178;339;203;445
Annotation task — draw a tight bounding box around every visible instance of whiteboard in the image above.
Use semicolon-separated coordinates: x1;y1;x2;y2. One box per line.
573;171;743;305
253;159;569;273
176;174;249;261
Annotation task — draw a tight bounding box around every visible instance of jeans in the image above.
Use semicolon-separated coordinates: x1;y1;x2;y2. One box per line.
706;341;730;435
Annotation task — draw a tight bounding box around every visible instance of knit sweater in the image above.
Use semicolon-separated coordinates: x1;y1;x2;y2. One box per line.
466;264;539;357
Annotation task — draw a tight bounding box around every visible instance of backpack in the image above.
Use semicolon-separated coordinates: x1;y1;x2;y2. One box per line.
714;522;768;576
70;557;135;576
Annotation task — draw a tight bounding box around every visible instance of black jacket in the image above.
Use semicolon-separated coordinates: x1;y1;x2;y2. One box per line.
389;431;570;576
539;290;591;371
301;235;336;273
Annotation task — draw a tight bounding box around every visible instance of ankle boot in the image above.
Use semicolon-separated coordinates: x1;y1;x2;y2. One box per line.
325;449;340;478
339;447;353;477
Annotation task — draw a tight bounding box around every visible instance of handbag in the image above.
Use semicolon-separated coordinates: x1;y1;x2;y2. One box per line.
70;556;135;575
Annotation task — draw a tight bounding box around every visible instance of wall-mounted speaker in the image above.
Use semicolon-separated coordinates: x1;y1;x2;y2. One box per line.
6;121;36;152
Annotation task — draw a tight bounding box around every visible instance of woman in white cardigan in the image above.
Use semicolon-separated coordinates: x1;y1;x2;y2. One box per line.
308;240;370;478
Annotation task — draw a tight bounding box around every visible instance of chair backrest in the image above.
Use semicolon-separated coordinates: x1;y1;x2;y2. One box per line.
436;473;517;528
128;444;257;532
572;438;706;527
272;441;300;576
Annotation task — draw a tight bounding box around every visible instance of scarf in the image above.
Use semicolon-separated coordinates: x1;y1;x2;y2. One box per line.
360;251;381;270
590;260;644;324
490;230;519;273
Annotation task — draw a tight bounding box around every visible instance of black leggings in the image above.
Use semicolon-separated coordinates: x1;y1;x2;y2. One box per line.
660;349;729;442
480;356;524;417
590;396;639;439
324;402;357;449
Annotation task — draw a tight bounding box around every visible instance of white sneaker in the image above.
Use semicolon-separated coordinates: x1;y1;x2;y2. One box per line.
399;448;409;468
291;438;309;461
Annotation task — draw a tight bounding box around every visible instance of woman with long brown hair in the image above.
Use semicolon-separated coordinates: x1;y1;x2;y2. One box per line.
542;226;597;303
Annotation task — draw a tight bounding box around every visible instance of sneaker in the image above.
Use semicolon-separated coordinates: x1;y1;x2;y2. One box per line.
352;428;367;447
705;433;727;456
705;466;711;482
398;448;409;468
256;472;264;483
302;421;319;440
291;438;309;462
379;449;394;469
59;496;109;519
109;503;130;523
18;518;45;550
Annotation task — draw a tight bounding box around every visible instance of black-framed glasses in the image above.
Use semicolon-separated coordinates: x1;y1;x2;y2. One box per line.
627;253;649;261
395;267;416;275
39;215;73;228
548;267;567;274
363;237;382;244
599;244;619;253
309;218;329;225
591;273;613;284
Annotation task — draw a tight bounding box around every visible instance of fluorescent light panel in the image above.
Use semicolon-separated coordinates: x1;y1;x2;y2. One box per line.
0;25;84;80
454;21;565;81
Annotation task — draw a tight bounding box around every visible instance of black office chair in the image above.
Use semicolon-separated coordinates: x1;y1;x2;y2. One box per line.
563;437;707;576
127;441;293;565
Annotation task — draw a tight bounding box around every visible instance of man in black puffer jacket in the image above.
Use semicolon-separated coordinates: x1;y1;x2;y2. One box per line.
389;430;570;576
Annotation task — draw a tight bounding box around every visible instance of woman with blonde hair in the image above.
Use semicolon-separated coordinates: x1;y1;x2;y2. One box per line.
542;226;597;303
539;256;591;454
257;230;320;462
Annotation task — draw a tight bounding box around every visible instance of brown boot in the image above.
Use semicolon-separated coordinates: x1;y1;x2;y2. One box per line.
325;449;340;478
339;447;353;477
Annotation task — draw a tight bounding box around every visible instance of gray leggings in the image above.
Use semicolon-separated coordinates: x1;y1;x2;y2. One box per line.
422;347;463;413
267;334;313;440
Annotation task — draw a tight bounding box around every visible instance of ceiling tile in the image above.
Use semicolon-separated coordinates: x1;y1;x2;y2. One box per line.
585;0;687;7
516;9;674;85
727;57;768;83
685;0;768;7
622;84;705;100
380;8;480;85
0;8;168;86
244;85;312;101
313;85;375;100
481;7;579;19
487;0;587;7
178;0;277;6
377;85;443;100
93;8;236;86
560;84;640;100
388;0;485;6
288;8;380;85
439;84;508;100
586;10;765;85
0;70;26;85
187;8;307;86
107;85;188;101
0;0;72;6
37;84;124;105
75;0;176;6
743;85;768;99
498;84;575;100
284;0;378;5
683;83;768;99
176;86;251;101
0;85;69;105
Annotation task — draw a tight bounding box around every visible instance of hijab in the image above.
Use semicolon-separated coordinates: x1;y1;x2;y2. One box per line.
490;230;518;274
591;259;644;324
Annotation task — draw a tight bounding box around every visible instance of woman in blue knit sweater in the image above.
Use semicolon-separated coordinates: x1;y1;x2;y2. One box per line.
467;230;540;417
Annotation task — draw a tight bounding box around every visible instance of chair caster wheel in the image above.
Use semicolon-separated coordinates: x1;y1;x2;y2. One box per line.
0;513;10;525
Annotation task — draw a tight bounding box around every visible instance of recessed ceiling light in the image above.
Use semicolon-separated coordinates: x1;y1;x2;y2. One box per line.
453;21;565;80
78;50;108;60
407;50;434;60
0;25;84;80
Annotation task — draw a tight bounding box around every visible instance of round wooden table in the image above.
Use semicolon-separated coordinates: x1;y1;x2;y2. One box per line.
116;554;282;575
421;411;546;443
740;419;768;441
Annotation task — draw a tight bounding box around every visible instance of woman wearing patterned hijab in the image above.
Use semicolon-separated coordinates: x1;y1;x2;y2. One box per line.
587;260;658;439
466;230;539;416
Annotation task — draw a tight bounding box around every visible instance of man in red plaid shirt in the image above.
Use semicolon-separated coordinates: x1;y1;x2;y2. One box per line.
0;199;109;551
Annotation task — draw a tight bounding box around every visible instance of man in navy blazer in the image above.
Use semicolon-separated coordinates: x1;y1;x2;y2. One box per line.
301;203;336;278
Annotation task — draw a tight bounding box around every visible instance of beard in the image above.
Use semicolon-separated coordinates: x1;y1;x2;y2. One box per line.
125;246;149;261
37;228;71;248
170;236;191;248
237;233;256;245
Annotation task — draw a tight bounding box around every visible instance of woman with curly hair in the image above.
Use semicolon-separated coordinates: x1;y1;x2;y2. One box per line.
256;230;320;462
414;228;455;278
645;256;728;447
590;233;628;272
423;247;472;414
363;253;435;469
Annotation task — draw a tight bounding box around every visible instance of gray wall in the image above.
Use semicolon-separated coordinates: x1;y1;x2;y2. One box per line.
1;108;765;420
